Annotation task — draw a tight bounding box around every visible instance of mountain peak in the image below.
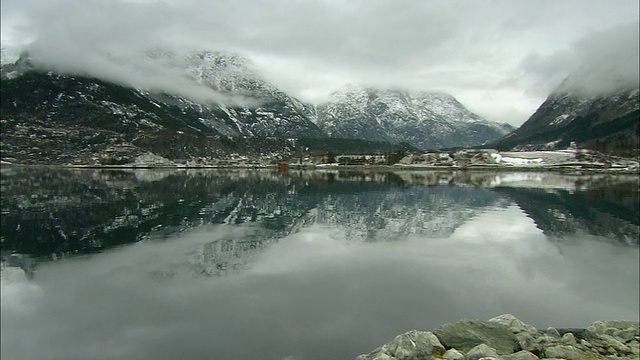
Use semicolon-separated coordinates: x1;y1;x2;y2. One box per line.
179;50;273;96
316;86;513;149
1;47;516;160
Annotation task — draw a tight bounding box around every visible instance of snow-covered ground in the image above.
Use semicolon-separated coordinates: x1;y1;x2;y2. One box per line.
396;149;639;172
494;150;576;165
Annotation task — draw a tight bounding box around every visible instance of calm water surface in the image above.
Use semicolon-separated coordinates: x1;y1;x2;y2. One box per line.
1;168;638;360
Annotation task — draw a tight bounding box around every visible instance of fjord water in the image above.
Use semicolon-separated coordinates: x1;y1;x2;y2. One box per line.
1;168;638;360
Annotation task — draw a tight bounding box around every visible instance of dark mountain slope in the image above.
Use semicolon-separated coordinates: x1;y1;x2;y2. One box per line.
495;88;639;154
1;70;242;164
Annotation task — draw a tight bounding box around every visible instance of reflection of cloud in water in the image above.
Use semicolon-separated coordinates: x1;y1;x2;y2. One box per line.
1;206;639;360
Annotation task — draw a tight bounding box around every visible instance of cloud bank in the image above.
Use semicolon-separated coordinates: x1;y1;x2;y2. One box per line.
520;22;640;97
1;0;638;125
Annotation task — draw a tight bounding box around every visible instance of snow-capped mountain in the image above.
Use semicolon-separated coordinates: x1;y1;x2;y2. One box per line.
127;49;325;138
1;49;515;165
495;84;639;153
0;51;329;165
314;85;514;150
178;50;324;138
3;50;324;136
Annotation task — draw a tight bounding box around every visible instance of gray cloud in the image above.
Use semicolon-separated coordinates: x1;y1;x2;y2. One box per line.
26;42;260;106
564;22;639;95
1;0;638;125
519;22;639;97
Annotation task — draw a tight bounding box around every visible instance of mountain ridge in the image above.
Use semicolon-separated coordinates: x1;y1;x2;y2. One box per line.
494;85;639;154
2;49;506;163
315;85;514;150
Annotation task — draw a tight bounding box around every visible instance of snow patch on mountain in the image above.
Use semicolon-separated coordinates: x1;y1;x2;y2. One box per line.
315;85;514;149
496;86;639;151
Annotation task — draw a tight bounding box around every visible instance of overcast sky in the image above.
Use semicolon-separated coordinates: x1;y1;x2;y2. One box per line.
1;0;638;126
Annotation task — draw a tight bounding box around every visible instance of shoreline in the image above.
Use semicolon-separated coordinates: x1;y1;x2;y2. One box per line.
2;148;638;174
2;162;639;175
356;314;640;360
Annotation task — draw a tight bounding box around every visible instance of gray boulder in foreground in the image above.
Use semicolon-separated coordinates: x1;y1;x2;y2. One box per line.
433;319;520;355
355;330;445;360
355;314;640;360
466;343;499;360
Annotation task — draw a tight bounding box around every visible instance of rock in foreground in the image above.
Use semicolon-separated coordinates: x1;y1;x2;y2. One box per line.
355;314;639;360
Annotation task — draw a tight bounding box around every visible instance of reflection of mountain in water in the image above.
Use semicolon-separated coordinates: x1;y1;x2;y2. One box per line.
2;168;638;276
496;180;639;245
315;184;502;241
1;169;505;274
1;168;317;259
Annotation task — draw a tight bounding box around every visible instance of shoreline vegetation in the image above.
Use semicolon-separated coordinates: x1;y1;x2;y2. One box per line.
1;149;639;174
355;314;640;360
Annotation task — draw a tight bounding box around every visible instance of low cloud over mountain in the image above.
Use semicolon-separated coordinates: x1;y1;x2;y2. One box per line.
2;0;638;126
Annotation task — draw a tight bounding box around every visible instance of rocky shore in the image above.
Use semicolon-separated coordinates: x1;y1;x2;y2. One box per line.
356;314;639;360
